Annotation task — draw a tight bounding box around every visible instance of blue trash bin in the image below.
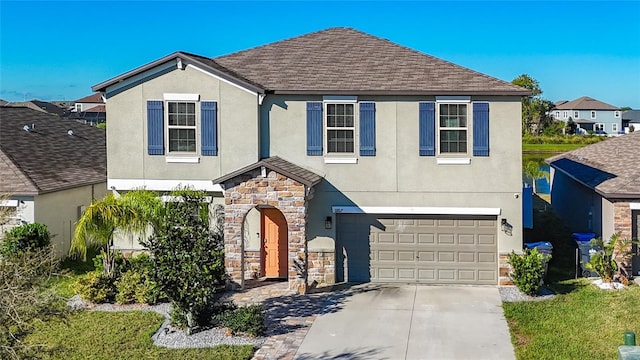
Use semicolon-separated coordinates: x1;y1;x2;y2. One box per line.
572;232;598;277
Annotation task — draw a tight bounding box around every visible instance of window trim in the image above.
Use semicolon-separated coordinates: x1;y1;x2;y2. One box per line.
612;123;619;132
591;111;597;119
595;123;605;132
554;111;560;119
574;111;579;119
563;111;568;119
437;101;470;155
165;100;198;154
614;111;621;118
323;97;358;156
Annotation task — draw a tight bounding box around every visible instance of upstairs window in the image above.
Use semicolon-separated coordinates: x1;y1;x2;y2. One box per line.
563;111;568;119
439;103;467;153
554;111;560;119
614;111;621;118
612;123;619;132
591;111;597;119
326;103;355;154
574;111;579;118
167;101;196;153
75;103;82;112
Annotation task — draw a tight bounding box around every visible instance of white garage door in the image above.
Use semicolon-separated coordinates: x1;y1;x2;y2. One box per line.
337;214;498;285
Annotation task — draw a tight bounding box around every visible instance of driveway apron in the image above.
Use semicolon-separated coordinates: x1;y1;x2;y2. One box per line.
294;284;515;360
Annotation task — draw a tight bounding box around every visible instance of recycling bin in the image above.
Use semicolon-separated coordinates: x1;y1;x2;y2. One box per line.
572;232;598;277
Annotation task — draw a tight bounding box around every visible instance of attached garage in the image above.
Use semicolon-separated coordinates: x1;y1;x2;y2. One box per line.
336;214;498;285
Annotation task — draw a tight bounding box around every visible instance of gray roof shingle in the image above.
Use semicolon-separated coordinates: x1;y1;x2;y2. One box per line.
0;107;106;195
94;28;530;96
212;156;322;187
553;96;619;110
547;132;640;198
214;28;529;95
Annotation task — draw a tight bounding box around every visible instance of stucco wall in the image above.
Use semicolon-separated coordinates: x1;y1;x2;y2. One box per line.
263;95;523;254
601;197;615;239
34;183;107;258
106;63;259;185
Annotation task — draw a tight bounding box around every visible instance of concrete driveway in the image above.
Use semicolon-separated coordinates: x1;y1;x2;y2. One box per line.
294;285;515;360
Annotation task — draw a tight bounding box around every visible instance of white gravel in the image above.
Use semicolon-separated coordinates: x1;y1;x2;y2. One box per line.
67;295;264;348
499;286;556;302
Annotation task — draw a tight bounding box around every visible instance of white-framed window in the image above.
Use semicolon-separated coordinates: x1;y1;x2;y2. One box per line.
591;111;597;119
167;101;197;153
614;111;621;118
595;123;605;132
325;103;356;154
612;123;619;132
574;111;579;119
563;111;568;119
75;103;82;112
554;111;560;119
439;103;468;154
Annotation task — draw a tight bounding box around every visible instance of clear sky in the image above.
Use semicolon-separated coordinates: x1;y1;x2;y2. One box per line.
1;1;639;108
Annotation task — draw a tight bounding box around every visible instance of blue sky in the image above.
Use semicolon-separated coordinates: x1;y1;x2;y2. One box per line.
1;1;639;108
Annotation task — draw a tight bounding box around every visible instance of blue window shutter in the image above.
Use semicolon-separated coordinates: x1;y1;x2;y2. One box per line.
147;100;164;155
201;101;218;156
473;103;490;156
523;185;533;229
419;102;435;156
359;102;376;156
307;102;323;156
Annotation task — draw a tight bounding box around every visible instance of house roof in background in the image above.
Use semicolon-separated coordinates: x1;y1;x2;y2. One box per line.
547;132;640;198
212;156;322;187
85;105;106;113
75;93;104;103
623;110;640;123
0;107;106;196
94;27;530;96
4;100;65;116
553;96;619;110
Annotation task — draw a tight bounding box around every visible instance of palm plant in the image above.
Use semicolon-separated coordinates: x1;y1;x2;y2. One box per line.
70;190;162;276
585;233;636;283
524;161;549;194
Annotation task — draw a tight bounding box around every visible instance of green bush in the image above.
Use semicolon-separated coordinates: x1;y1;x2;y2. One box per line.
1;223;51;256
115;270;142;304
508;248;550;296
72;271;116;303
215;304;266;337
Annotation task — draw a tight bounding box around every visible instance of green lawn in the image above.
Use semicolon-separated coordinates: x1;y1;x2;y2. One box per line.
504;279;640;360
522;143;587;152
25;311;255;360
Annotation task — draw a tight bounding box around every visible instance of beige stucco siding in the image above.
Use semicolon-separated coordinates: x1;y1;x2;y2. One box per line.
263;95;523;254
601;197;615;240
34;183;107;258
106;64;259;186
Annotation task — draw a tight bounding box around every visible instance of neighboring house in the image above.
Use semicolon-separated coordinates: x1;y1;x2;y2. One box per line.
92;27;529;288
551;96;622;135
73;93;105;112
0;106;107;257
4;100;66;116
622;110;640;133
547;132;640;275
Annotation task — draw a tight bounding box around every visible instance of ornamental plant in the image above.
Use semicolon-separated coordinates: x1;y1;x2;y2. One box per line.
585;233;635;283
508;248;550;296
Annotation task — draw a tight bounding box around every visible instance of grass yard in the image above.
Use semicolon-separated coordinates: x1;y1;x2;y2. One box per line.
522;143;587;152
25;311;255;360
504;279;640;360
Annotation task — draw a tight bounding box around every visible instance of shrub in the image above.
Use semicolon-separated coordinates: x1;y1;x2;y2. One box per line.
72;271;116;303
508;248;550;296
1;223;51;257
115;270;142;304
585;233;635;283
215;304;266;337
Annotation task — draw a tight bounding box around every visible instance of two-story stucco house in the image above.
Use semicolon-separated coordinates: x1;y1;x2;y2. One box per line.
92;28;529;289
552;96;622;135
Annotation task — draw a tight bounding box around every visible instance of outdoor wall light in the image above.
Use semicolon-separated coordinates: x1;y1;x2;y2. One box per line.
325;216;332;229
501;218;513;236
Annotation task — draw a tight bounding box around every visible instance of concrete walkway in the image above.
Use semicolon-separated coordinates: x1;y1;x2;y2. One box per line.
294;284;515;360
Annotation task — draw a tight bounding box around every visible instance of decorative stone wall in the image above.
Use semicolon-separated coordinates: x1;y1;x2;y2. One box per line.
223;168;308;289
499;253;514;286
613;201;633;274
307;250;335;286
244;251;261;280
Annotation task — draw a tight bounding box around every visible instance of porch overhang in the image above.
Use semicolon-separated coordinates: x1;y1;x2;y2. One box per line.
212;156;323;189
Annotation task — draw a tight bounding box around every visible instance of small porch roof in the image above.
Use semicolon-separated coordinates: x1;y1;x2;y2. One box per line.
212;156;323;187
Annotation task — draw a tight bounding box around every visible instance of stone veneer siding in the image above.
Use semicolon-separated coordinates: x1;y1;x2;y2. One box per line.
223;169;309;290
613;201;633;274
307;250;335;286
499;253;514;286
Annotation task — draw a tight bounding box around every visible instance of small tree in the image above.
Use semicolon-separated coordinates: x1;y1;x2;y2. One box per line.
524;161;549;194
142;189;225;334
565;117;577;135
508;248;549;296
1;222;51;257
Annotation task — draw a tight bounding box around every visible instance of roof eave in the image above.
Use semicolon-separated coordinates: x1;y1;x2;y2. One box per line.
270;89;531;96
92;52;265;95
212;158;321;188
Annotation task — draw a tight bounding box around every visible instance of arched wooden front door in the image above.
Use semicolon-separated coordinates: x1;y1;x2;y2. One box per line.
261;208;288;278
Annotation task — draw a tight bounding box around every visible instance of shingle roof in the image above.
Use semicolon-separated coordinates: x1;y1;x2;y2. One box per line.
546;132;640;198
623;110;640;123
94;28;530;96
554;96;619;110
212;156;322;187
4;101;65;116
75;93;104;103
0;107;106;195
214;28;529;95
